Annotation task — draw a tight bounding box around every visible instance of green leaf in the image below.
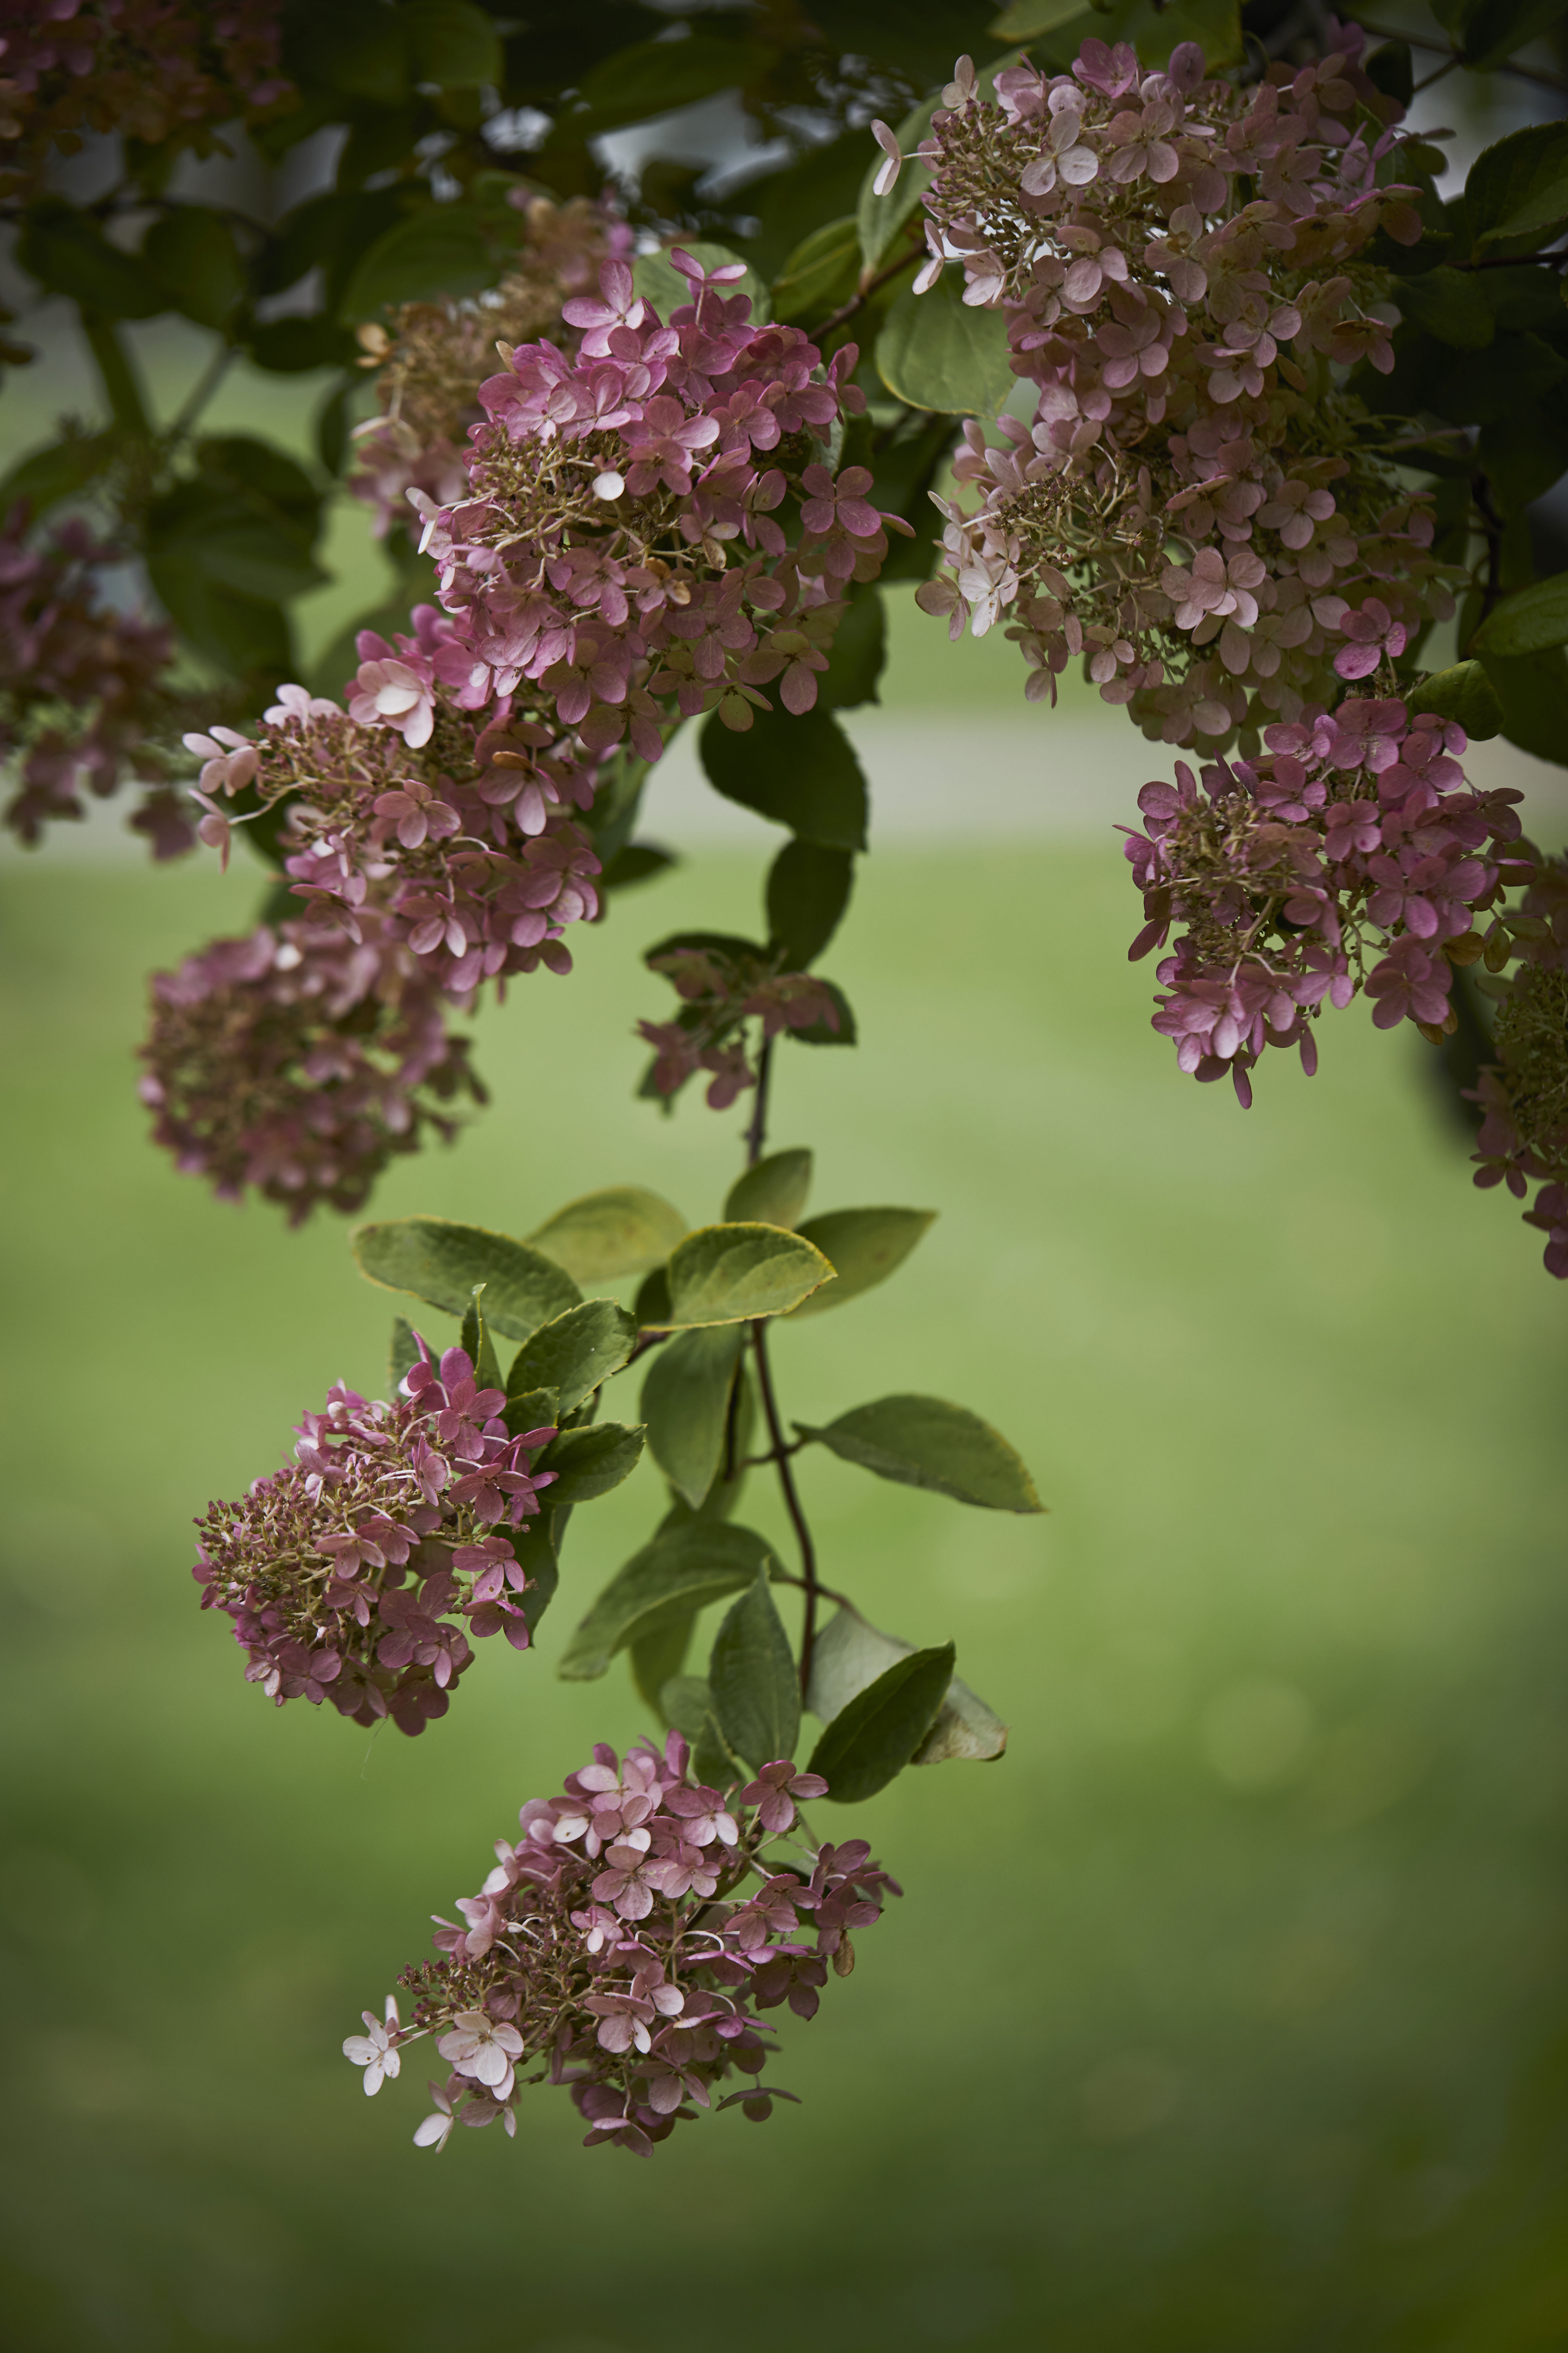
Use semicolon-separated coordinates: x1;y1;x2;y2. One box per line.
634;1266;672;1328
0;432;113;521
788;1208;935;1320
507;1299;637;1418
710;1575;800;1770
457;1284;503;1392
1455;0;1568;75
503;1385;559;1441
1475;575;1568;659
772;216;860;325
806;1643;956;1804
351;1216;582;1342
633;240;771;325
556;38;770;143
1466;122;1568;254
877;270;1015;417
526;1185;689;1283
1477;647;1568;767
1391;266;1494;352
631;1612;695;1713
248;317;361;374
15;202;167;318
993;0;1243;71
340;205;492;319
724;1149;813;1229
146;557;292;680
535;1420;644;1509
389;1315;418;1392
785;977;856;1048
142;207;246;330
985;0;1084;34
1405;660;1505;739
817;586;886;713
765;842;855;971
144;474;325;604
796;1394;1044;1510
661;1672;735;1785
699;705;867;849
857;91;940;276
663;1222;835;1327
557;1521;782;1681
307;0;411;103
641;1325;745;1509
806;1605;1007;1764
402;0;502;86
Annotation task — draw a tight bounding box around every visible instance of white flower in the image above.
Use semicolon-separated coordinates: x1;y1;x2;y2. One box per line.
413;2084;454;2150
870;120;902;197
264;682;339;727
343;1996;402;2095
436;2008;524;2096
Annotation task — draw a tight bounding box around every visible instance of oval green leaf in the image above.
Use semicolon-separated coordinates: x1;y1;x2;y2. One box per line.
340;205;493;320
877;270;1016;417
534;1420;644;1509
724;1149;814;1230
664;1222;835;1327
709;1575;800;1770
1405;659;1505;738
807;1643;955;1804
352;1216;581;1342
805;1605;1007;1764
528;1185;689;1283
642;1325;745;1509
557;1521;781;1681
772;215;860;323
796;1394;1043;1511
788;1207;935;1319
1475;575;1568;660
507;1299;637;1417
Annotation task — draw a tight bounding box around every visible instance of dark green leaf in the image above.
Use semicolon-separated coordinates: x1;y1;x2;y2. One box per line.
1455;0;1567;74
766;841;855;970
724;1149;813;1230
403;0;502;86
995;0;1242;71
508;1299;637;1417
305;0;411;103
857;91;939;275
1477;646;1568;767
316;379;355;476
642;1325;745;1509
555;37;770;143
457;1284;503;1392
1466;121;1568;254
145;472;325;604
248;317;361;374
389;1315;418;1392
503;1385;559;1440
0;433;113;521
340;205;492;320
661;1672;734;1785
518;1496;570;1633
557;1521;781;1681
806;1606;1008;1764
1429;332;1567;427
1405;660;1505;739
710;1575;799;1770
634;1266;672;1328
142;208;246;330
633;240;770;325
1475;575;1568;659
1477;404;1568;516
16;203;167;318
146;556;292;679
535;1420;644;1508
527;1185;689;1283
1364;38;1414;108
1392;266;1494;352
789;1208;935;1319
663;1222;835;1327
772;216;860;325
796;1394;1044;1510
785;977;856;1048
877;271;1015;417
632;1612;695;1714
599;842;677;891
260;190;409;301
817;586;886;712
699;705;867;850
352;1216;582;1341
806;1643;955;1804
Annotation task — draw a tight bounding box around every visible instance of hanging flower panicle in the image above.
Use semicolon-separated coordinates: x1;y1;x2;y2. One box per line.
1468;854;1568;1280
184;622;604;1001
638;940;843;1109
344;1732;893;2157
0;502;195;854
351;194;635;539
193;1341;558;1735
901;32;1455;749
409;247;909;760
1122;696;1530;1104
139;911;486;1222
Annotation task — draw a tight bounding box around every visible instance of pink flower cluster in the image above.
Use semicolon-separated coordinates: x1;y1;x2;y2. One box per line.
904;36;1452;747
139;911;485;1222
193;1343;558;1736
412;248;906;758
639;941;842;1109
189;616;603;1001
351;195;634;541
347;1732;895;2157
0;0;292;197
1468;855;1568;1280
0;503;189;855
1122;697;1530;1103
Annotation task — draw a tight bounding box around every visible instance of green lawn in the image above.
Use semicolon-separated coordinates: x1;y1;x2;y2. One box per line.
2;809;1567;2352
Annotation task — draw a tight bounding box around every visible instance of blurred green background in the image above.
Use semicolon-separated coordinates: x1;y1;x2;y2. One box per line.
4;402;1568;2348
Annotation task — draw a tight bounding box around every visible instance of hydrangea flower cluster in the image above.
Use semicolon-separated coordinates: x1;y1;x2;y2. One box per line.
193;1343;558;1735
352;195;634;540
412;248;908;759
901;34;1454;748
1469;855;1568;1279
0;504;191;855
345;1732;897;2157
639;941;843;1109
1122;697;1530;1102
187;623;603;1001
139;912;485;1223
0;0;292;199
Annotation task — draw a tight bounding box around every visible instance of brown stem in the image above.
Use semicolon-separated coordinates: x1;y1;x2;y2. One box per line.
750;1319;820;1698
816;239;924;340
1471;469;1505;640
744;1032;774;1166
